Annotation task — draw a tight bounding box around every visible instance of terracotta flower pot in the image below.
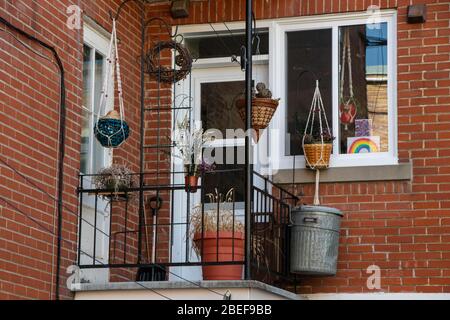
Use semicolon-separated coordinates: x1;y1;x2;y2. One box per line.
185;175;199;193
193;231;245;281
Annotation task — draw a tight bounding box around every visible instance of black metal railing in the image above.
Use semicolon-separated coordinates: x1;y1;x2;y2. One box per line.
76;170;299;289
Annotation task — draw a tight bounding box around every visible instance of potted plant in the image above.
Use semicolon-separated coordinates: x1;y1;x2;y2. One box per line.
302;130;335;169
92;164;136;200
236;82;280;142
189;189;245;280
173;115;212;193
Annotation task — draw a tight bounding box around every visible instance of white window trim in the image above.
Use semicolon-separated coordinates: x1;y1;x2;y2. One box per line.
78;24;113;281
82;23;114;175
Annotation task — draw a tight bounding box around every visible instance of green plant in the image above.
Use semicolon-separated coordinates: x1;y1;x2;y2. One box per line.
303;131;335;145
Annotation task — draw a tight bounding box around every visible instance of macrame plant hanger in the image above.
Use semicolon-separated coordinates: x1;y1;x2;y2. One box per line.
302;80;332;206
340;28;357;131
94;18;129;149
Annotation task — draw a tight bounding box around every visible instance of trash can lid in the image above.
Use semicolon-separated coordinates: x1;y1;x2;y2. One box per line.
293;205;344;217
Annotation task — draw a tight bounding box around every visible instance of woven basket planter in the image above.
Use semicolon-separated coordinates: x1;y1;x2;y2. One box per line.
304;143;333;169
236;98;279;142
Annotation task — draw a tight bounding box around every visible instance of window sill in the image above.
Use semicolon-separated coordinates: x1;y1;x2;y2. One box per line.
272;162;412;185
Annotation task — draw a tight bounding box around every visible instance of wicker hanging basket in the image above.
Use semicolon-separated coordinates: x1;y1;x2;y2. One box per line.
304;143;332;170
301;80;334;170
236;97;279;142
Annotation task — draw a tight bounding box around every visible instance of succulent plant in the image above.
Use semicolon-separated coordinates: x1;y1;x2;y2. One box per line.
255;82;273;99
303;130;335;145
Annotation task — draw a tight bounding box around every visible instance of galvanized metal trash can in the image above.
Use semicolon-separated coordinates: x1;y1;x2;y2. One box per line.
290;206;343;276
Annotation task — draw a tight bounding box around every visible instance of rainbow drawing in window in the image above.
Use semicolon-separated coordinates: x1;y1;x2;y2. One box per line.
347;136;380;154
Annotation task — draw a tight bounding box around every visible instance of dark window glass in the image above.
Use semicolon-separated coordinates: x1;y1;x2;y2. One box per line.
201;79;245;202
81;45;92;174
286;29;333;156
339;23;388;154
202;147;245;202
201;81;245;135
185;30;269;59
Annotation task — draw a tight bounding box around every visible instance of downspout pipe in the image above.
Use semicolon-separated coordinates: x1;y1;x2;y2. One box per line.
244;0;253;280
0;16;66;300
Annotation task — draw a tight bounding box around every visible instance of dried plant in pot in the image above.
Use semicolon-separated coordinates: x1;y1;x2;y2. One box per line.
189;189;245;280
235;82;280;143
92;164;137;201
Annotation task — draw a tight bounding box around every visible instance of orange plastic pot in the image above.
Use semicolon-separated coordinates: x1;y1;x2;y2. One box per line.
193;231;245;280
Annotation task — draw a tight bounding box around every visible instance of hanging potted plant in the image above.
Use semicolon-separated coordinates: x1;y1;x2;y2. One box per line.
92;164;137;200
236;82;280;142
190;189;245;280
339;28;358;131
94;19;130;149
301;81;335;170
173;115;212;193
302;130;335;170
298;80;336;207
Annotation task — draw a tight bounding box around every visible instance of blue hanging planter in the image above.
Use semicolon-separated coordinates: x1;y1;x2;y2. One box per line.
95;19;130;149
94;115;130;148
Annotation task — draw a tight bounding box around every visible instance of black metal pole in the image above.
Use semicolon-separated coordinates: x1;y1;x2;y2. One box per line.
137;10;146;265
244;0;253;280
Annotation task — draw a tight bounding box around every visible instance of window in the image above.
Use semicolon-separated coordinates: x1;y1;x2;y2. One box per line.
185;29;269;59
272;11;397;169
286;29;333;156
78;24;112;279
177;29;269;205
193;66;268;202
81;25;112;174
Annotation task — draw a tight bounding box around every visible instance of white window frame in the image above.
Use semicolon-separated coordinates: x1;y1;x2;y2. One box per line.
176;9;398;174
82;24;113;175
270;10;398;170
78;23;113;283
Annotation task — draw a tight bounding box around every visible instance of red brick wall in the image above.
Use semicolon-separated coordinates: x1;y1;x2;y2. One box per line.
0;0;142;299
165;0;450;294
1;0;449;300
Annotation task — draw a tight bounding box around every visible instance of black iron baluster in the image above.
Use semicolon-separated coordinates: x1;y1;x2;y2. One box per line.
232;189;235;262
216;193;220;263
77;176;83;266
123;196;129;264
93;194;98;266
